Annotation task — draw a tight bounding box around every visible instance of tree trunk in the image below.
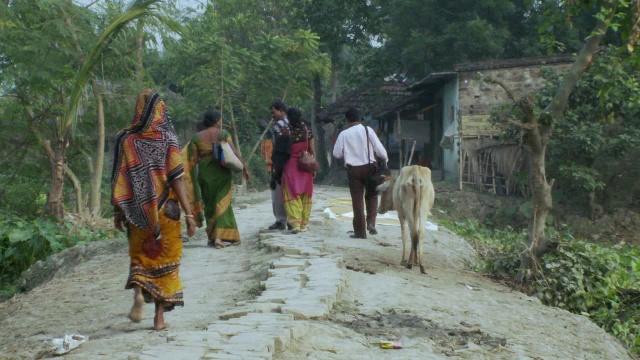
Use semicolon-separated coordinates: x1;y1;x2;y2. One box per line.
515;18;609;281
62;8;100;218
64;164;83;214
312;74;329;174
329;53;340;102
89;82;105;217
45;139;66;219
136;19;144;83
517;124;555;281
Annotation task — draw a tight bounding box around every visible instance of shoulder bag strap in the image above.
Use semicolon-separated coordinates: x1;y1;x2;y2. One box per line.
363;124;372;165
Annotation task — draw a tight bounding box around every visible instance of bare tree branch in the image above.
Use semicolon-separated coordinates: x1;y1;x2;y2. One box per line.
84;0;100;8
545;19;608;119
504;119;536;130
484;75;519;103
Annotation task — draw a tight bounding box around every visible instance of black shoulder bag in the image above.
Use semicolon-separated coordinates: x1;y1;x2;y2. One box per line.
363;124;389;191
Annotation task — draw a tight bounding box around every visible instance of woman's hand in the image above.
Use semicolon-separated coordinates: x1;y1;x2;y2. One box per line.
114;215;125;232
114;209;125;232
185;216;196;237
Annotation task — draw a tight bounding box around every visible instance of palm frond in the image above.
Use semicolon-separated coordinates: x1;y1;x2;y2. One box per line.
62;0;162;136
153;13;185;37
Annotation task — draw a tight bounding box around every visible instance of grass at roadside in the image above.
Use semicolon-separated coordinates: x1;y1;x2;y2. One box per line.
442;219;640;356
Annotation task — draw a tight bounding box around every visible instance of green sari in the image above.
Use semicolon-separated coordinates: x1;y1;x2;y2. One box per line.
184;130;240;244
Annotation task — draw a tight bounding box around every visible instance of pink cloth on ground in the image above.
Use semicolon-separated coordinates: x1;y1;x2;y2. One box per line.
282;141;314;198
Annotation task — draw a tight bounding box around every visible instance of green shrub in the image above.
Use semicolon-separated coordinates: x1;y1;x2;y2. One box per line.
0;174;47;218
537;242;639;353
0;213;119;298
443;219;640;355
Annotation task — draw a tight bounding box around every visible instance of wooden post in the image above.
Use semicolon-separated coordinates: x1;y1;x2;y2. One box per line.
228;97;246;190
247;119;273;163
459;137;464;190
491;153;497;194
397;112;402;169
407;139;417;166
247;91;287;163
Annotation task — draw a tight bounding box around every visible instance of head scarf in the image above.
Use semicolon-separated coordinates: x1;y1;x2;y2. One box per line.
111;90;184;239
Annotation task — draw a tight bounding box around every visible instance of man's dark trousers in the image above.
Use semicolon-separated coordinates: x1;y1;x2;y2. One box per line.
347;164;377;238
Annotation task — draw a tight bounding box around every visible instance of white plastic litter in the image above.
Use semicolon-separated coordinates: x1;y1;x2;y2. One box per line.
329;209;438;231
322;207;338;219
51;334;88;355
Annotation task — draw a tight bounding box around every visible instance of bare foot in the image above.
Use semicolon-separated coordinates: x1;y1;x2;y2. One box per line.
128;292;144;323
153;323;170;331
214;239;225;249
153;302;167;330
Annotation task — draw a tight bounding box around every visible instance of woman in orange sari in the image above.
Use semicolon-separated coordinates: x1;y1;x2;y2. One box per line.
111;90;196;330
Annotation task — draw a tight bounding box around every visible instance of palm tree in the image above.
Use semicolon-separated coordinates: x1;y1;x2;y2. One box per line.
45;0;163;218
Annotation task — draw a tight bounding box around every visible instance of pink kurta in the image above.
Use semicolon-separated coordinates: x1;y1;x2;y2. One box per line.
282;141;314;198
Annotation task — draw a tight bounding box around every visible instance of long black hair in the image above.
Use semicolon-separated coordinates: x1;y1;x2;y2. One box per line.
287;107;303;128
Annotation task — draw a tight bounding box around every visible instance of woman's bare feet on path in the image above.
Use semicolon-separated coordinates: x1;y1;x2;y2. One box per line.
153;323;170;331
153;303;167;330
128;288;144;323
214;239;225;249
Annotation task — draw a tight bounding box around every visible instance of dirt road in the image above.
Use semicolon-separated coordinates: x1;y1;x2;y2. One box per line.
0;186;631;360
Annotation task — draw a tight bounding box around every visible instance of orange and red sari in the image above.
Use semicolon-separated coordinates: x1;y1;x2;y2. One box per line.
111;90;185;310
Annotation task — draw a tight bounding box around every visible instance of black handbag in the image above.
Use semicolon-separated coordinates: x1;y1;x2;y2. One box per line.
363;125;389;190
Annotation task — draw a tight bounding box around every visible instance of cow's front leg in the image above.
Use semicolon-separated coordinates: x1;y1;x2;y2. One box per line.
399;216;408;266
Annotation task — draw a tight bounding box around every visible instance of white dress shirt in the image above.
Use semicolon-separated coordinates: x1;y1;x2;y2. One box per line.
333;124;388;167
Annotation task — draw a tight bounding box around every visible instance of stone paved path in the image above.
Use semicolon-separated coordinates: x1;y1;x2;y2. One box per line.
0;186;632;360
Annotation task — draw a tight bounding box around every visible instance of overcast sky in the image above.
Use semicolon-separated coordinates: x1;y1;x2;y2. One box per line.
75;0;205;12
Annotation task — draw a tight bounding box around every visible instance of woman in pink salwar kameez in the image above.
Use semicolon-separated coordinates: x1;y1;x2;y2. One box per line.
281;108;315;234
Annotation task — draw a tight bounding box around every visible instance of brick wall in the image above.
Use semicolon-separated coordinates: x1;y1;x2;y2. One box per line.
458;63;572;134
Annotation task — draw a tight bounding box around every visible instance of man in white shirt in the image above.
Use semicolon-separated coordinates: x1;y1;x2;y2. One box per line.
332;108;388;239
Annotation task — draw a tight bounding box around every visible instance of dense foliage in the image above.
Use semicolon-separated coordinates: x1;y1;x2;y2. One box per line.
374;0;621;79
156;0;330;138
543;49;640;212
0;213;120;298
491;47;640;214
445;219;640;355
1;0;636;219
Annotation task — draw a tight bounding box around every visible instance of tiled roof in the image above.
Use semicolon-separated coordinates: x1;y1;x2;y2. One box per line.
317;80;412;123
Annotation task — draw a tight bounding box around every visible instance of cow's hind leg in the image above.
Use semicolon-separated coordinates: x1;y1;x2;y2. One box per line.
408;232;419;270
406;235;415;270
417;233;426;274
399;216;409;266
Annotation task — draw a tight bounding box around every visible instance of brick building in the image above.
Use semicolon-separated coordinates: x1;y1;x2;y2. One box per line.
321;54;575;194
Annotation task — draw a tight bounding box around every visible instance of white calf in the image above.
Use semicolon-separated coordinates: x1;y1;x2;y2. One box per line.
377;165;435;273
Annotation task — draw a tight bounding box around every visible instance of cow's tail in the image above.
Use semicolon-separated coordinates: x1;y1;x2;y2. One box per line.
411;173;424;255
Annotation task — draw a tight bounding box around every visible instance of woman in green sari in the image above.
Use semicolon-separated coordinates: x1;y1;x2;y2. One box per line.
184;110;249;248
